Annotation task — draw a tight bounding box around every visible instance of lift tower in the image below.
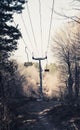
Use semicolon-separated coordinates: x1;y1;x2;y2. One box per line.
32;55;47;99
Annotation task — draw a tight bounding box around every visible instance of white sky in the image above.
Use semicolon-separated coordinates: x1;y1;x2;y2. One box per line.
11;0;80;67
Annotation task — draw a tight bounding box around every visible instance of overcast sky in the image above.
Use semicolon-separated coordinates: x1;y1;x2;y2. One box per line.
11;0;80;66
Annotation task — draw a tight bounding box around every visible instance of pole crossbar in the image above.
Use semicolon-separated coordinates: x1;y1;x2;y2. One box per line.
32;56;47;61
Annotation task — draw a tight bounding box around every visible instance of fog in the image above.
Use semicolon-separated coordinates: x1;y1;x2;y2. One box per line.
18;63;60;98
43;72;60;98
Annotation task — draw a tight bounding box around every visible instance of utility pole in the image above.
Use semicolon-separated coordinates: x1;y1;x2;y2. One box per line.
32;56;47;99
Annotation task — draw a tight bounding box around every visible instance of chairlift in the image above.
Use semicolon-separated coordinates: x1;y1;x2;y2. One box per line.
24;47;33;67
44;61;49;72
45;68;49;72
24;62;33;67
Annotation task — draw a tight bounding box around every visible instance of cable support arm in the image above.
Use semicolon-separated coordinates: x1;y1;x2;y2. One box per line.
32;56;47;61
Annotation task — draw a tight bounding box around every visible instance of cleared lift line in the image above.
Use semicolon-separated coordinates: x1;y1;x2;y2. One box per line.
33;0;54;99
14;1;55;98
26;0;54;98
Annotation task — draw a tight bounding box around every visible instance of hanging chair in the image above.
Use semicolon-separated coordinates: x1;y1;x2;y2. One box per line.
44;62;49;72
24;62;33;67
44;68;49;72
24;47;33;67
44;58;49;72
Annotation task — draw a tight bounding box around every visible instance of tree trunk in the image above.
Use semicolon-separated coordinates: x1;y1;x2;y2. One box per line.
75;63;79;98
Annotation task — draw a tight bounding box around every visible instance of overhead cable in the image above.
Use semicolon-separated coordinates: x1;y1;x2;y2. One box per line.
20;13;34;51
39;0;43;55
26;3;39;56
13;20;32;55
46;0;54;54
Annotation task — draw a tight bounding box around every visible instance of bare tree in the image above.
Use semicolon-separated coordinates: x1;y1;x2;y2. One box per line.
51;22;80;103
53;0;80;24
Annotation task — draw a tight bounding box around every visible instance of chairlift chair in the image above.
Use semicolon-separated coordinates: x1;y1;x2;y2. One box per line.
45;68;49;72
24;47;33;67
44;63;49;72
44;65;49;72
24;62;33;67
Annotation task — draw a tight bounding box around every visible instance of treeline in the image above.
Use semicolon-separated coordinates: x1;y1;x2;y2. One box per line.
51;21;80;105
0;0;26;129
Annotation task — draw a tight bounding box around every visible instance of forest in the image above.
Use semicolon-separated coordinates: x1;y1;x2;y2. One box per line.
0;0;80;130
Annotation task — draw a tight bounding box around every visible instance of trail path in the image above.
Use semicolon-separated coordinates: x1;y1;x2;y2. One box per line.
14;100;58;130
